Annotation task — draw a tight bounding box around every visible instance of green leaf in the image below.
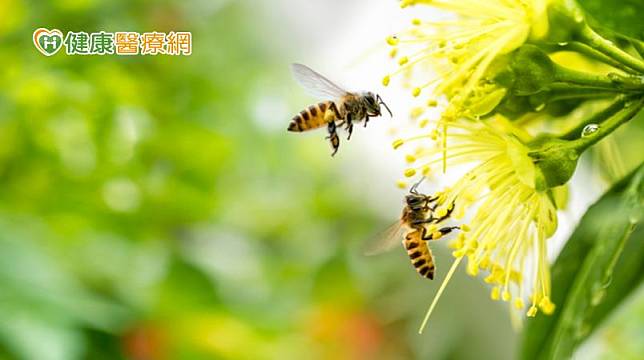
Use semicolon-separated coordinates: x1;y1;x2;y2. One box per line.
577;0;644;39
520;162;644;360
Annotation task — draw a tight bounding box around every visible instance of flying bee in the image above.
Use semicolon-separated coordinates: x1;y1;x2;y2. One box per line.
288;63;392;156
365;178;459;280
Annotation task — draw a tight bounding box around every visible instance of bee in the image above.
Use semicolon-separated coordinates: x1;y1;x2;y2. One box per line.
365;178;459;279
288;63;392;156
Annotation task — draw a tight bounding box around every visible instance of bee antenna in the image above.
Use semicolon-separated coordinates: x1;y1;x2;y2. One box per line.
410;176;426;194
377;95;393;117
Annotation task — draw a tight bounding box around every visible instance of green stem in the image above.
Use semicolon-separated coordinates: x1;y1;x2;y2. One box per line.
578;26;644;73
541;42;638;74
632;40;644;59
548;87;622;102
554;64;644;91
567;97;644;153
560;95;631;140
547;83;623;92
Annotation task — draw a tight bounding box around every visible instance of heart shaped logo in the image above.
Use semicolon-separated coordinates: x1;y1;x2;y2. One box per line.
33;28;64;56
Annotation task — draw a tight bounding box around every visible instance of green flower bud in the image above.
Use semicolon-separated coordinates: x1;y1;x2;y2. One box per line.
546;0;587;42
494;69;515;90
528;136;580;191
510;45;556;96
495;93;532;119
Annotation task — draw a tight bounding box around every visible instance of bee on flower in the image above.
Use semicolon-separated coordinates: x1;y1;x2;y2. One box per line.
376;0;644;334
392;115;560;332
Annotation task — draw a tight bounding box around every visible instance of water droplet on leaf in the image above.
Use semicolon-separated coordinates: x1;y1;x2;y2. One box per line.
581;124;599;137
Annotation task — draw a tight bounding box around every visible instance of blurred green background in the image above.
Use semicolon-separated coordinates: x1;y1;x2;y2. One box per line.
0;1;640;359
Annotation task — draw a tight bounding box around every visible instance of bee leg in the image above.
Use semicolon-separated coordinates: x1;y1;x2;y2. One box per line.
434;202;456;223
364;115;370;128
419;227;434;241
326;121;340;156
345;114;354;140
420;226;460;241
424;201;456;223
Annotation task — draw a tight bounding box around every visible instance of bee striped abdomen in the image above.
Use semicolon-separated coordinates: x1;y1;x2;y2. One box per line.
404;231;435;279
288;101;337;132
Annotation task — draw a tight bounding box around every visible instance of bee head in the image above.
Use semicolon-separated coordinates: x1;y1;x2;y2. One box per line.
405;194;426;210
364;92;392;118
363;92;381;116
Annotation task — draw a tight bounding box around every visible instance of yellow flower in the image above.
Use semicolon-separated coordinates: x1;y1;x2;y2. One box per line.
387;0;548;98
395;116;558;332
385;0;550;169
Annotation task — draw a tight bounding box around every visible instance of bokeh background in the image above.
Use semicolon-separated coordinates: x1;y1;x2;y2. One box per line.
0;0;641;359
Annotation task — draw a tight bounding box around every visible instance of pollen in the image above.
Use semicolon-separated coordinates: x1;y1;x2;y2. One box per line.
405;154;417;163
527;306;538;317
421;165;431;175
479;256;490;269
452;249;466;258
491;287;501;301
387;0;556;323
386;0;542;135
539;297;556;315
382;75;391;86
386;35;399;46
467;261;479;276
396;180;408;189
392;138;404;149
404;168;417;177
410;107;425;118
429;129;439;140
389;48;398;58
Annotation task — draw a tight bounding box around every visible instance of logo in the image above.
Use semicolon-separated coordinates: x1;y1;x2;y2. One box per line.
33;28;192;56
33;28;64;56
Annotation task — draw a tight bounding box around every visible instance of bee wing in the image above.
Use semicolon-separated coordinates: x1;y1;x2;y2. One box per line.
363;221;407;256
291;63;350;99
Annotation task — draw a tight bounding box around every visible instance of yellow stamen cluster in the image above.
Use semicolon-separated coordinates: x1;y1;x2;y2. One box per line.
398;116;558;327
384;0;550;134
